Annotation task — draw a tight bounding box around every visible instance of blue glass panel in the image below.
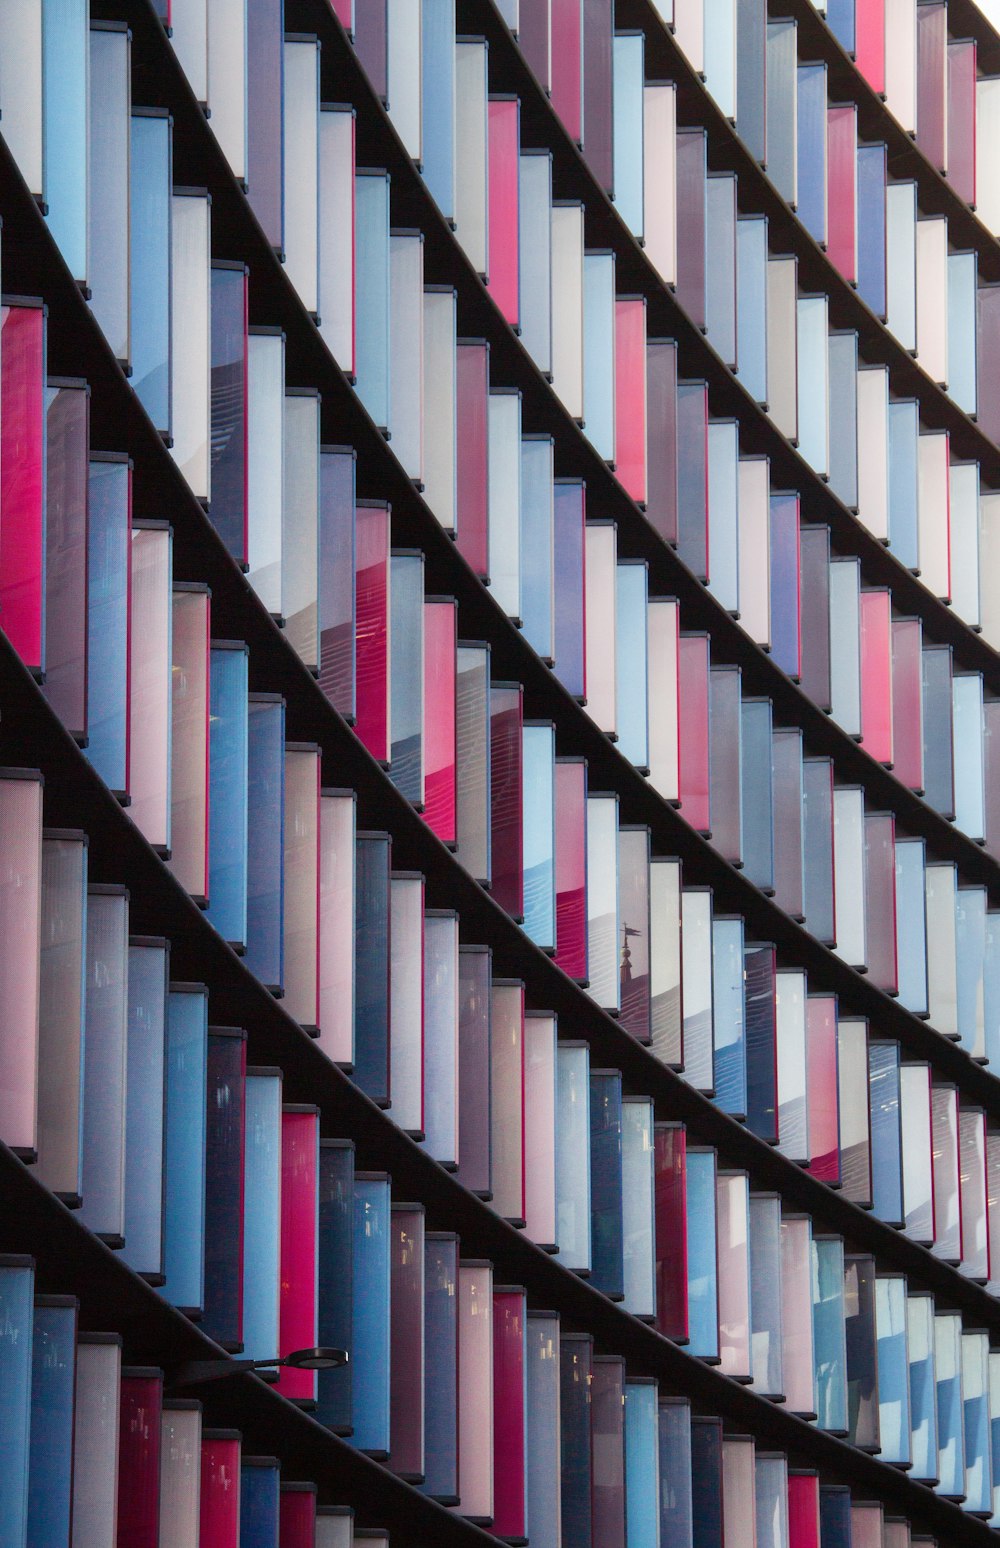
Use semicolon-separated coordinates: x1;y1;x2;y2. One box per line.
755;1456;788;1548
389;551;425;805
712;916;746;1118
352;1173;391;1453
556;1042;592;1273
355;172;391;429
203;1029;246;1349
520;435;556;662
818;1486;852;1548
802;758;835;944
887;399;919;568
922;645;956;821
522;721;556;951
130;112;172;435
319;446;357;721
240;1457;281;1548
612;33;644;237
686;1149;719;1360
812;1238;847;1434
317;1140;354;1432
421;1233;459;1501
985;914;1000;1070
735;0;766;163
553;479;586;701
765;20;797;206
964;1337;993;1515
162;987;208;1313
895;837;929;1016
122;941;168;1280
85;459;130;794
953;674;986;842
526;1312;560;1543
246;0;284;250
27;1298;76;1548
908;1294;939;1482
560;1335;593;1546
210;265;248;562
519;151;553;377
768;492;799;679
796;296;829;477
856;144;887;320
421;0;456;221
583;252;616;463
868;1041;904;1227
0;1260;34;1548
243;1071;282;1366
615;561;650;771
736;216;768;404
875;1277;911;1465
705;176;737;368
948;251;978;416
88;25;130;363
44;0;89;281
690;1417;723;1548
741;698;774;892
624;1382;659;1548
659;1400;694;1548
796;63;828;245
207;644;250;948
246;696;286;991
354;834;391;1105
956;887;987;1058
749;1194;783;1395
825;0;854;51
827;333;858;510
744;944;777;1143
706;420;739;613
589;1068;624;1300
936;1315;965;1497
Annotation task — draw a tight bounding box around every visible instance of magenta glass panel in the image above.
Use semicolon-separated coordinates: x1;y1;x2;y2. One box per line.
423;599;457;845
488;98;520;328
44;382;89;739
550;0;582;142
655;1122;688;1342
978;287;1000;447
582;0;613;192
807;996;840;1185
675;129;707;331
678;633;711;835
614;298;647;504
917;3;947;173
389;1204;425;1482
277;1106;319;1404
947;40;976;206
826;106;857;284
330;0;352;30
355;500;390;765
860;589;893;767
864;812;898;995
491;682;524;920
555;757;588;981
1;304;46;673
646;339;678;544
787;1472;820;1548
118;1370;163;1547
855;0;885;95
493;1287;528;1539
591;1357;626;1548
200;1432;241;1547
456;342;489;580
279;1484;317;1547
891;617;924;794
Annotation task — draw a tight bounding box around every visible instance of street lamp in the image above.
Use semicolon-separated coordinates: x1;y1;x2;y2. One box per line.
169;1346;348;1390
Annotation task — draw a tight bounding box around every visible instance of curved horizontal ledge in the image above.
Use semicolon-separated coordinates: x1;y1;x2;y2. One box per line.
1;1127;996;1546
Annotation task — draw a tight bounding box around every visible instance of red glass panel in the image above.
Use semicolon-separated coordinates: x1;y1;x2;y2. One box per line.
806;996;840;1185
947;40;977;207
855;0;885;95
117;1371;163;1547
860;588;893;766
490;682;524;920
493;1288;528;1539
550;0;582;143
678;633;711;834
455;342;489;580
864;811;898;995
423;598;457;844
355;500;390;764
0;304;46;673
826;106;857;284
488;98;520;328
278;1485;317;1548
917;3;948;174
787;1472;821;1548
890;617;924;794
555;757;588;981
646;339;678;544
614;298;647;504
654;1122;688;1342
200;1433;240;1548
277;1106;319;1403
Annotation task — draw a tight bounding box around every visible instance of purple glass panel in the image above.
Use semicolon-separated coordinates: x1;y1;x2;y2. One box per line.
354;0;387;100
799;525;831;712
582;0;613;192
118;1371;163;1547
859;588;893;766
646;339;678;545
977;287;1000;447
615;298;647;504
204;1028;247;1352
210;264;249;565
655;1123;688;1341
319;446;356;722
807;995;840;1184
423;599;457;845
456;342;489;580
246;0;283;248
678;633;711;835
709;665;742;867
769;492;801;680
389;1204;425;1482
520;0;551;90
277;1106;319;1403
488;98;520;328
455;945;492;1199
676;382;708;580
553;478;586;701
550;0;583;143
355;500;390;764
675;130;707;330
916;3;947;174
591;1357;626;1548
772;727;805;920
826;106;857;284
555;757;588;982
493;1288;528;1539
44;381;89;739
618;825;651;1042
864;812;898;995
1;303;46;674
891;617;924;794
802;757;836;946
491;681;524;920
947;40;976;206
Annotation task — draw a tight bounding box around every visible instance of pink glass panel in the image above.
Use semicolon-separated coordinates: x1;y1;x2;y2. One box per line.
129;526;172;851
591;1357;626;1548
423;599;457;845
456;1261;494;1522
0;304;46;672
780;1216;815;1416
199;1433;240;1547
806;996;840;1185
488;98;520;328
491;978;526;1225
614;299;647;504
655;1123;688;1341
330;0;352;32
169;587;211;901
355;501;390;764
493;1288;527;1539
389;1205;426;1480
850;1503;884;1548
550;0;582;143
118;1371;163;1547
855;0;885;95
859;589;893;766
826;106;857;284
947;40;977;206
716;1172;751;1381
678;633;711;834
0;772;42;1157
490;682;524;920
917;4;948;173
277;1107;319;1403
787;1472;820;1548
555;757;588;980
455;343;489;580
284;746;321;1029
890;617;924;794
279;1486;317;1547
864;812;898;994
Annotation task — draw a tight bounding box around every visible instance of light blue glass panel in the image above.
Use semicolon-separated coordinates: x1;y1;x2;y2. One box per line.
44;0;88;281
825;0;853;51
621;1097;655;1318
887;399;919;569
523;721;556;952
827;333;858;509
765;21;797;207
207;644;250;948
749;1193;783;1397
985;914;1000;1070
352;1173;391;1452
828;558;861;737
246;696;286;991
81;889;129;1243
741;698;774;892
242;1070;282;1364
876;1277;912;1465
956;886;987;1061
707;419;740;614
869;1040;904;1227
706;175;737;369
796;63;827;245
947;251;978;416
755;1454;788;1548
812;1236;847;1434
583;252;616;462
355;171;391;430
964;1333;993;1515
886;181;917;354
659;1400;693;1548
736;215;767;404
556;1041;592;1273
130;112;172;435
936;1312;966;1498
122;940;168;1279
0;1260;34;1548
423;911;459;1165
162;986;208;1313
856;144;887;320
89;25;131;363
615;561;650;772
796;295;829;477
949;463;980;629
908;1293;938;1482
686;1149;719;1361
389;551;425;806
712;915;746;1118
526;1312;561;1548
519;152;553;378
420;0;455;221
613;33;644;238
895;837;929;1017
85;459;130;794
27;1298;76;1548
704;0;736;119
520;435;556;662
953;675;986;843
625;1382;660;1548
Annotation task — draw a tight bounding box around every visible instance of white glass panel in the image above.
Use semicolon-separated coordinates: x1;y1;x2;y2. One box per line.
387;0;422;159
282;391;321;670
647;598;680;803
737;456;770;650
925;861;959;1039
129;524;173;851
487;389;523;618
454;39;488;276
766;256;797;442
795;295;829;478
247;330;285;614
899;1062;934;1244
171;191;212;501
886;181;917;353
422;286;458;533
319;106;356;376
550;202;585;421
586;793;620;1012
318;790;356;1065
828;558;862;738
583;521;617;736
0;0;44;196
681;888;714;1093
643;84;677;287
524;1011;558;1250
915;216;948;387
833;786;867;970
207;0;247;179
283;39;320;314
390;874;424;1135
707;419;740;615
856;366;889;541
949;462;980;629
389;231;424;481
884;0;916;132
518;151;553;377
